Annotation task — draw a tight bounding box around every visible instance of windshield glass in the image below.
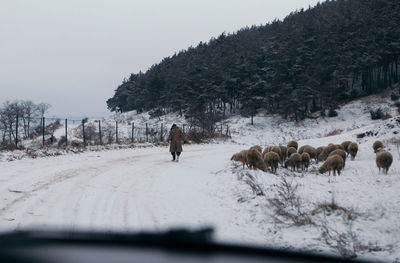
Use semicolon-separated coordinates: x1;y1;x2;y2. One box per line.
1;1;399;262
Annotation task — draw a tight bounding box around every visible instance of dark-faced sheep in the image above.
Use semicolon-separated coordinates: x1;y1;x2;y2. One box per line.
247;148;267;171
250;145;262;154
287;141;298;150
263;151;280;174
341;141;352;155
328;149;347;167
285;153;302;172
348;142;358;160
287;147;297;158
319;155;344;176
373;141;384;153
376;151;393;174
301;152;310;171
279;145;287;163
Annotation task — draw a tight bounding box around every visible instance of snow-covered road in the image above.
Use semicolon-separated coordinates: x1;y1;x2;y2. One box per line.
0;144;262;242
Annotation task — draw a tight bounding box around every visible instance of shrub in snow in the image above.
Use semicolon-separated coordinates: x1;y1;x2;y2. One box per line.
328;108;338;117
390;93;399;101
70;140;84;148
58;136;67;147
370;107;385;120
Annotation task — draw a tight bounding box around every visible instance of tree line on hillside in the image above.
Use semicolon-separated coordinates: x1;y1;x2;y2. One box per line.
0;100;51;149
107;0;400;130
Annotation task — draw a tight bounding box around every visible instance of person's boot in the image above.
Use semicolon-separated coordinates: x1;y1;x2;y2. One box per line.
176;155;179;162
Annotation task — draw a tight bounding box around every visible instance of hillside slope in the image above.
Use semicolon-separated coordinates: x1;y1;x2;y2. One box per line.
108;0;400;123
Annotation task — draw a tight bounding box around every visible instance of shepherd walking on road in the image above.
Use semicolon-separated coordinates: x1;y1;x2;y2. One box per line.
167;124;185;162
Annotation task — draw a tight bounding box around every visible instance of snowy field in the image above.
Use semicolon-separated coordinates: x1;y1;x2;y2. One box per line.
1;94;400;262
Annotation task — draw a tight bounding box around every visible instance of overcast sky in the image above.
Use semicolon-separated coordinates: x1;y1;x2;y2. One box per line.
0;0;321;118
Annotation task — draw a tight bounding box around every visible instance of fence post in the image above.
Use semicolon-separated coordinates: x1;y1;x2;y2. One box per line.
115;121;118;143
131;122;134;143
65;119;68;147
42;117;45;147
146;123;148;142
98;120;102;145
82;119;86;146
226;125;229;136
220;123;223;136
160;123;163;141
183;124;185;134
15;115;18;147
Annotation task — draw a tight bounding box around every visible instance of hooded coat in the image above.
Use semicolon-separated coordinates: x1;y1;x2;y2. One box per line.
168;126;184;152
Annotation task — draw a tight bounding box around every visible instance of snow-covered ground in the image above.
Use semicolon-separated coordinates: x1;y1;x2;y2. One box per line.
1;94;400;262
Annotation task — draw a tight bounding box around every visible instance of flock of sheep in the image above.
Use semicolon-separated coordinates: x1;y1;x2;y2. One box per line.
231;140;393;176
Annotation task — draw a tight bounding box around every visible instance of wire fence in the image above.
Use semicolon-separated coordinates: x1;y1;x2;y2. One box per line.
0;115;231;150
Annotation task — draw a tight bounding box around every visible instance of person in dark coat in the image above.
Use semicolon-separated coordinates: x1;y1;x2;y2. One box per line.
167;124;185;162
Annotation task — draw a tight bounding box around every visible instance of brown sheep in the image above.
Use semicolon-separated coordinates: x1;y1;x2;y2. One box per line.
335;144;344;150
298;145;311;154
287;147;297;158
231;153;240;161
287;141;298;150
263;151;280;174
348;142;358;160
376;147;384;153
376;151;393;174
341;141;352;155
373;141;384;153
319;155;344;176
234;150;249;168
262;146;272;156
302;145;317;161
247;148;267;171
318;144;337;162
270;146;282;162
301;152;310;171
316;146;325;163
250;145;262;154
279;145;288;163
328;149;347;167
285;153;302;172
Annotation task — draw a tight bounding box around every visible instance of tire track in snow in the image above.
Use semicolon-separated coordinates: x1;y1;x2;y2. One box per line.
0;153;151;219
0;144;240;233
0;166;100;216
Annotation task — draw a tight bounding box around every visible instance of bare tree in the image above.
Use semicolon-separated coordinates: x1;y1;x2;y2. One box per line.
37;102;51;118
21;100;38;138
0;100;50;148
0;101;20;145
0;107;8;145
